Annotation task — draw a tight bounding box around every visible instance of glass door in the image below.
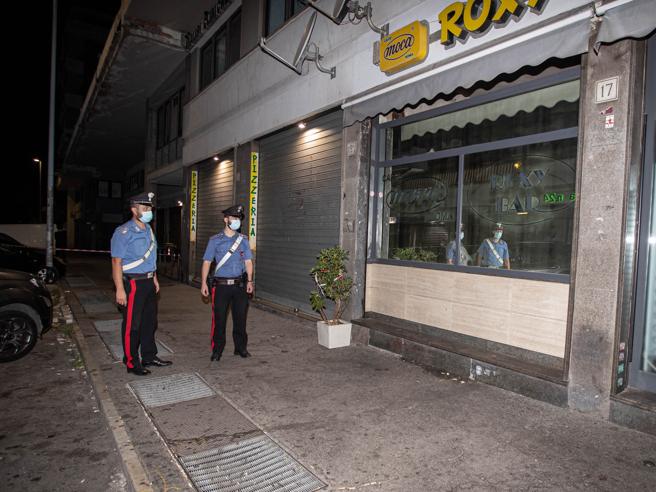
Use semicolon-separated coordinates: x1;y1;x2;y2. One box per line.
630;34;656;392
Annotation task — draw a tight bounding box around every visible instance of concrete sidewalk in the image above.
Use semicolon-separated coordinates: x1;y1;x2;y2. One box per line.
64;256;655;491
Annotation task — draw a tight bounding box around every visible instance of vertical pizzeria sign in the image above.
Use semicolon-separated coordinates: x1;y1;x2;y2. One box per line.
249;152;259;250
190;170;198;242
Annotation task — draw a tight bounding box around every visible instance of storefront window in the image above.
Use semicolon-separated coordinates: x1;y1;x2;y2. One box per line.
380;157;458;263
463;139;577;273
375;74;580;277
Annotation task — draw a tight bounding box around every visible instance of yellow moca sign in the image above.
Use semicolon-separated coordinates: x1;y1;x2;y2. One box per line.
379;21;429;75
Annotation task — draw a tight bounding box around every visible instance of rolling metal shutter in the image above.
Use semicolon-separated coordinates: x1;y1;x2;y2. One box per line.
256;110;342;312
194;159;234;279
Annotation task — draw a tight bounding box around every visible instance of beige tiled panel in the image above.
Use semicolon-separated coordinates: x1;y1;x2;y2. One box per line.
451;303;510;346
508;313;567;357
365;264;569;357
509;279;570;321
405;295;453;328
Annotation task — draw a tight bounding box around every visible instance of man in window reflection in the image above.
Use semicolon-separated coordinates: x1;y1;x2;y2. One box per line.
477;223;510;270
446;223;472;265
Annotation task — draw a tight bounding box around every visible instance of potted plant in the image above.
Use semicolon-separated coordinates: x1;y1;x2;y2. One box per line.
310;246;354;349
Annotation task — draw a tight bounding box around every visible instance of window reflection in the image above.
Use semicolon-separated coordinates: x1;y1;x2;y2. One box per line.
381;157;459;263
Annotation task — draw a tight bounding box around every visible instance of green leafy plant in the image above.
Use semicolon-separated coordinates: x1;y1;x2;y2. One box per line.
392;247;438;262
310;246;354;323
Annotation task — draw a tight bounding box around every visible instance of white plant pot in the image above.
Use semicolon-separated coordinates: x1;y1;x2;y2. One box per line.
317;320;352;349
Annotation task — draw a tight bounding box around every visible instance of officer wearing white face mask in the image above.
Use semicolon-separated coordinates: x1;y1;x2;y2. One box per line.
477;223;511;269
200;204;254;362
111;192;171;376
446;223;472;265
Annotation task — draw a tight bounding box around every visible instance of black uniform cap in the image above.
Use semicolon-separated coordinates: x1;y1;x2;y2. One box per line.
222;204;244;219
130;192;155;206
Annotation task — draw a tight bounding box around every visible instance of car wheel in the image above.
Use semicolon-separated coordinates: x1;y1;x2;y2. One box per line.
0;310;38;363
37;266;58;284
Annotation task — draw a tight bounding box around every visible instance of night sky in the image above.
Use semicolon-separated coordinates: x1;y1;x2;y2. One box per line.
5;3;53;224
4;1;118;225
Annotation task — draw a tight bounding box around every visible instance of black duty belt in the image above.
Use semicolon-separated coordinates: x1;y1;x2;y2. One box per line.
123;272;155;280
213;276;243;286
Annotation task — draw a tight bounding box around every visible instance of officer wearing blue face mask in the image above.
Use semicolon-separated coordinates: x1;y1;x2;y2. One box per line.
477;223;511;270
111;192;172;376
200;204;254;363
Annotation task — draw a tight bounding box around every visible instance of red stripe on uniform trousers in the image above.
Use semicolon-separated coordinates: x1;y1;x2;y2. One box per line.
211;286;216;350
125;279;137;368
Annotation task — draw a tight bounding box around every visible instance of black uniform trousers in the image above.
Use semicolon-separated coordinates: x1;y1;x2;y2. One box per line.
211;282;248;355
121;277;158;369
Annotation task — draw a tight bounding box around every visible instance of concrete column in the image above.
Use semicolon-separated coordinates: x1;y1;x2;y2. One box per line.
340;120;371;321
568;39;645;416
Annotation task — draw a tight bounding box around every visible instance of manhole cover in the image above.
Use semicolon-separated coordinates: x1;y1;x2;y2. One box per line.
180;435;325;492
129;372;215;408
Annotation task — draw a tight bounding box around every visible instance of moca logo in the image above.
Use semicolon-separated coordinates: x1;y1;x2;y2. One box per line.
384;34;415;61
379;20;429;75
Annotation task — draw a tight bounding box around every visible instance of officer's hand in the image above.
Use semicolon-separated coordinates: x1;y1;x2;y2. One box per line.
246;282;254;295
201;284;209;298
154;277;160;294
116;289;127;306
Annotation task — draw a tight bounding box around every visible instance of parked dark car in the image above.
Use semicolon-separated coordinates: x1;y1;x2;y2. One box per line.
0;269;53;362
0;232;66;283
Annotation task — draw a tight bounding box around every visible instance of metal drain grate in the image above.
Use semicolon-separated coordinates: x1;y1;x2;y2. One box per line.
180;435;325;492
149;396;262;456
129;373;215;408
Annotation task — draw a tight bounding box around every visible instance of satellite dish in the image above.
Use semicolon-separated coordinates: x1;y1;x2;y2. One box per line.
307;0;351;25
293;12;318;68
333;0;351;23
259;11;335;78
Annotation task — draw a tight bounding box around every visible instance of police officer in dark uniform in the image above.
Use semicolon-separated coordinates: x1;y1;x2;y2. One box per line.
111;192;172;375
200;205;254;362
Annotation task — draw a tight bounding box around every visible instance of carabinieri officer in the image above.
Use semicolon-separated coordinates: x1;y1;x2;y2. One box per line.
200;204;254;362
476;222;511;270
111;192;172;376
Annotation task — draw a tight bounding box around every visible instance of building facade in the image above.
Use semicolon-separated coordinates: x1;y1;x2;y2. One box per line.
134;0;656;432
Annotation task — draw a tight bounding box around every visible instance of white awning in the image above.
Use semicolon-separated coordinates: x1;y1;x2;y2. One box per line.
343;0;656;127
400;79;580;141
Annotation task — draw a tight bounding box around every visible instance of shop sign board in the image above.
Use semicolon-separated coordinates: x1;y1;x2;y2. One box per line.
438;0;544;46
379;21;429;75
249;152;259;249
377;0;546;74
190;170;198;242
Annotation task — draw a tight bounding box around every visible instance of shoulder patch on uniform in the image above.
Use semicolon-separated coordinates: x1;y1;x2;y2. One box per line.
120;226;128;234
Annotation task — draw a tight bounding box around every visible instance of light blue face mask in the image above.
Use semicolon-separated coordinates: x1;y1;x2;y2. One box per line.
229;219;241;231
140;211;153;223
494;231;502;240
460;232;464;240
